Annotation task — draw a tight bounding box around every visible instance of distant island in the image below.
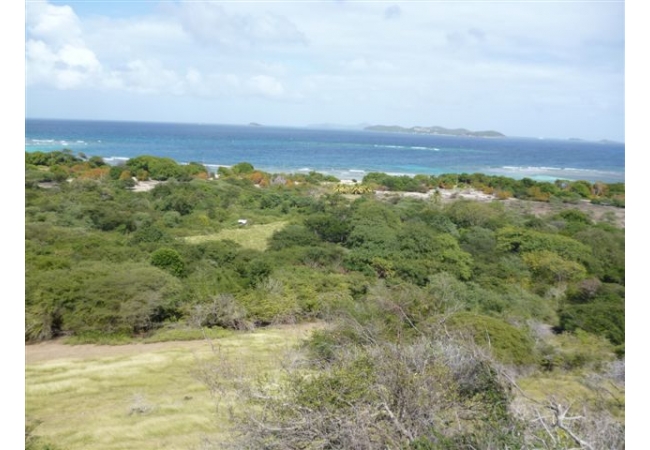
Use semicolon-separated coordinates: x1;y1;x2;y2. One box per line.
570;137;623;144
365;125;505;138
249;122;262;127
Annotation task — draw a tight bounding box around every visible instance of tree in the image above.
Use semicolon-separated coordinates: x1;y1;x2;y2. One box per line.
268;224;321;250
305;213;352;243
126;155;183;180
25;262;182;340
150;248;186;277
522;250;587;284
231;162;255;175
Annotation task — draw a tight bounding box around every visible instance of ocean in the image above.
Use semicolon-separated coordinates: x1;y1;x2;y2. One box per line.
25;119;625;184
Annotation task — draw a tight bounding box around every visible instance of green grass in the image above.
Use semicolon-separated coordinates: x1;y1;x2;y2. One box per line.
61;327;233;345
515;330;624;420
26;323;321;450
184;221;288;251
517;372;625;420
142;327;233;343
62;332;134;346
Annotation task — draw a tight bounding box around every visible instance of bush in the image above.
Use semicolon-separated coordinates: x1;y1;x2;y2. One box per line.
186;294;251;330
150;248;186;277
444;200;506;229
558;302;624;346
25;262;183;340
522;250;587;283
305;213;352;243
496;227;592;263
231;162;255;174
268;224;320;250
239;282;299;324
226;332;520;449
538;329;617;371
445;313;537;365
126;155;183;180
130;225;170;244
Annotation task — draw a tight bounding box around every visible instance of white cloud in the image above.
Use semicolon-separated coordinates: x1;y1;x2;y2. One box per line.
25;1;101;89
25;0;82;46
25;39;99;89
252;61;289;77
173;2;306;48
247;75;285;98
340;57;395;72
24;0;624;139
115;59;180;94
58;45;100;70
185;68;202;85
83;17;190;64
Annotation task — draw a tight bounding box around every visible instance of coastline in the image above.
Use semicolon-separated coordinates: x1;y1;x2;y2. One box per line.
25;119;625;185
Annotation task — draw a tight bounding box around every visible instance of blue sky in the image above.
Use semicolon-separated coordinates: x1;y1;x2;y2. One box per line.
24;0;625;141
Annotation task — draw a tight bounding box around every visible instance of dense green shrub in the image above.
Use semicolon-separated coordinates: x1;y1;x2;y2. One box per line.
26;149;82;167
25;262;182;340
444;200;506;229
496;227;592;262
150;247;186;277
304;213;352;243
24;153;625;354
231;161;255;174
130;225;170;244
126;155;184;180
238;283;299;324
559;302;624;346
445;313;538;365
268;224;320;250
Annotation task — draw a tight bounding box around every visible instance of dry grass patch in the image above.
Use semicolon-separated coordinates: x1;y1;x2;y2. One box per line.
184;221;288;251
26;323;321;450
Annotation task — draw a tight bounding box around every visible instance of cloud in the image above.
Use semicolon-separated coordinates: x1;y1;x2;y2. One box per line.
25;0;82;46
173;2;307;48
384;5;401;20
340;57;395;72
25;1;241;99
24;0;624;139
25;39;100;89
25;1;101;89
58;45;100;70
112;59;183;95
247;75;285;98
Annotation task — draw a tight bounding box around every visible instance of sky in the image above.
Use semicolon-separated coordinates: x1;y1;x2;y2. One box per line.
23;0;625;141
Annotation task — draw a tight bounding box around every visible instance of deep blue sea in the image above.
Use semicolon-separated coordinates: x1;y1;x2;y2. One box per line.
25;119;625;183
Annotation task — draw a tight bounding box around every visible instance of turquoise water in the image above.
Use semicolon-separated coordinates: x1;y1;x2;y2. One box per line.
25;119;625;183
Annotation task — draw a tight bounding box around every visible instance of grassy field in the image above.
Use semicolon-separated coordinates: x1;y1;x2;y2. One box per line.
25;323;624;449
25;323;320;450
184;221;288;251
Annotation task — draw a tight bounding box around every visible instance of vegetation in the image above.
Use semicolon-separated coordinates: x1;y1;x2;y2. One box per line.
26;325;313;450
362;171;624;206
25;151;625;449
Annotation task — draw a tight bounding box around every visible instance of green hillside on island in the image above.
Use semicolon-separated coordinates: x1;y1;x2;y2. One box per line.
366;124;506;138
26;151;624;450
